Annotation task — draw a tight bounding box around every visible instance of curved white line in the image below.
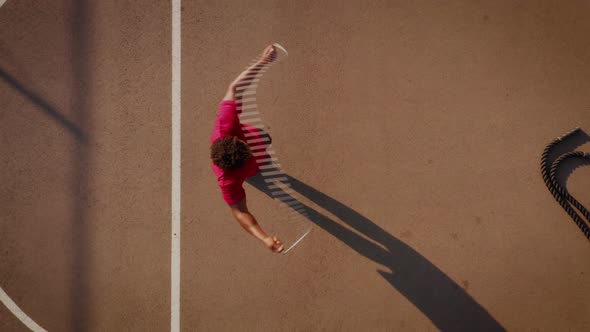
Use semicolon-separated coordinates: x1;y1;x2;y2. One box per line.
1;1;49;329
273;43;288;56
0;287;47;331
282;227;312;255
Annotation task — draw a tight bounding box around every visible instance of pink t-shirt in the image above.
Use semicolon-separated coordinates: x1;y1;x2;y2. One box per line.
210;100;268;205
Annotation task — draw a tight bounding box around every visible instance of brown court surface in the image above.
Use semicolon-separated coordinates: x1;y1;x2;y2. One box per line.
1;1;589;331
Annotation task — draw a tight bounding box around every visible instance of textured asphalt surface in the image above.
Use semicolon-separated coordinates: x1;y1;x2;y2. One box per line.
1;1;589;331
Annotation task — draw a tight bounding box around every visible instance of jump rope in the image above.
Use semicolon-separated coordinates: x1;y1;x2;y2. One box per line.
237;44;312;254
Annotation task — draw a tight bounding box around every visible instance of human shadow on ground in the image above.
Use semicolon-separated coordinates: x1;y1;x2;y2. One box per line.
246;172;505;332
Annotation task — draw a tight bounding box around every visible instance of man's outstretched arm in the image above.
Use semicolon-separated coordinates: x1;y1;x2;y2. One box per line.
229;198;284;253
222;44;277;101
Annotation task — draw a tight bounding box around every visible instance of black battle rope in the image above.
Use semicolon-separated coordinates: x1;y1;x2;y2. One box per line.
540;128;590;241
550;151;590;219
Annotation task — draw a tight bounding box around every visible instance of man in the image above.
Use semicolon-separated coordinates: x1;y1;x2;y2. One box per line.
210;44;284;253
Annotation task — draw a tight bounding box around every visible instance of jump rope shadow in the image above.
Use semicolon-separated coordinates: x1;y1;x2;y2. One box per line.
246;172;506;332
549;129;590;190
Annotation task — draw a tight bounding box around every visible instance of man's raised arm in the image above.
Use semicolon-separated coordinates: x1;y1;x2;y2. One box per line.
222;44;277;101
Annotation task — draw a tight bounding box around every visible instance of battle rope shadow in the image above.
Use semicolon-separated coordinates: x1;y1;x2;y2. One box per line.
540;127;590;241
236;44;312;254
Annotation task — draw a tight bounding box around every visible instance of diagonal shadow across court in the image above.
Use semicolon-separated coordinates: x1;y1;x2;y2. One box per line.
247;173;506;332
0;67;87;143
0;1;92;329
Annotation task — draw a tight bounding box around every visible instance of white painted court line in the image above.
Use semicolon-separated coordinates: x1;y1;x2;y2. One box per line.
0;287;47;332
170;0;181;331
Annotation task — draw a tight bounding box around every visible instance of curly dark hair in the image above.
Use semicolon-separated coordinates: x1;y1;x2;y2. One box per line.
210;136;252;170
